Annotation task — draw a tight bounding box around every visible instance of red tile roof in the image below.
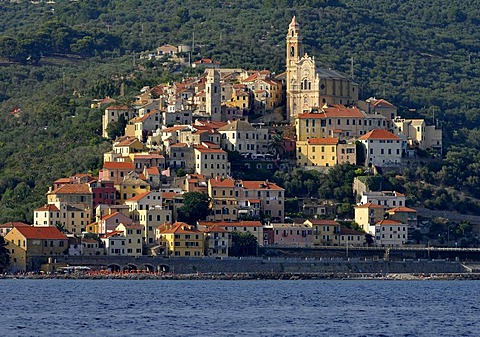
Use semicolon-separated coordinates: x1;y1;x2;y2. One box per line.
49;184;91;195
354;203;385;209
0;222;30;229
209;178;235;188
125;191;151;202
12;226;67;240
307;137;339;145
36;204;60;212
375;219;404;226
159;222;201;234
387;206;417;213
241;181;284;191
146;167;160;175
358;129;400;140
103;162;135;170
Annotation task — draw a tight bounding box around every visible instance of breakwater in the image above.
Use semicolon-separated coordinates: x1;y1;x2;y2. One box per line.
36;255;469;275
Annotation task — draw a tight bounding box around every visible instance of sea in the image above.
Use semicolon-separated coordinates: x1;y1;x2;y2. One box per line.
0;279;478;337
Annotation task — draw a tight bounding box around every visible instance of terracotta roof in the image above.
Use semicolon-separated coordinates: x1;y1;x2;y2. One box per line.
35;204;60;212
241;181;284;191
104;230;124;238
202;225;229;233
54;178;72;184
354;203;385;209
162;126;188;133
100;212;132;224
375;219;404;226
209;178;235;188
387;206;417;213
11;226;67;240
358;129;401;141
371;98;395;108
125;191;151;202
159;222;201;234
49;184;91;195
134;154;165;160
194;145;226;154
103;162;135;170
146;167;160;175
0;222;30;229
307;137;338;145
114;137;140;147
248;199;261;204
162;192;183;199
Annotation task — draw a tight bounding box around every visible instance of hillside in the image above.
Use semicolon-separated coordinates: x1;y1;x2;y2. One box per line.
0;0;479;222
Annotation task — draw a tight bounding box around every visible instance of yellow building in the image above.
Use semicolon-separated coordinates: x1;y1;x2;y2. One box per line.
304;219;340;246
34;204;90;235
157;222;204;257
354;203;386;232
207;177;238;221
295;105;366;142
115;223;144;257
5;226;68;272
117;172;151;204
297;137;338;167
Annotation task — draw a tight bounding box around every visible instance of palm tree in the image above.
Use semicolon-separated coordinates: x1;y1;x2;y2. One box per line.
268;128;286;159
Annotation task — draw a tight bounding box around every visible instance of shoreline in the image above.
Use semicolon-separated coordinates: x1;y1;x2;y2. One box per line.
2;272;480;281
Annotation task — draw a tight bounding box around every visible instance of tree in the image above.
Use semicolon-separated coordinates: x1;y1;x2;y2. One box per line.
230;231;258;256
106;115;127;140
177;192;211;226
0;236;10;273
267;128;286;158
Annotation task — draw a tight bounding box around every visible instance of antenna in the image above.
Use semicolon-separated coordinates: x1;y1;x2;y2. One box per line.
350;55;354;79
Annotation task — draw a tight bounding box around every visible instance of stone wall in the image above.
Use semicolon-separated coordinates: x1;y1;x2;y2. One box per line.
39;255;467;274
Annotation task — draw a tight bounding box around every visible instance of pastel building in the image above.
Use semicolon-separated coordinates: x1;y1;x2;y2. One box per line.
358;129;402;167
267;223;313;247
5;226;68;272
304;219;340;246
372;219;408;246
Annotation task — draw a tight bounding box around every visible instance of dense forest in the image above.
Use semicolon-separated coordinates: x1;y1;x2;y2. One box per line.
0;0;479;223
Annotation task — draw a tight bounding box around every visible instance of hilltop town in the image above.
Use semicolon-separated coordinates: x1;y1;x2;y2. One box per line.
2;17;477;274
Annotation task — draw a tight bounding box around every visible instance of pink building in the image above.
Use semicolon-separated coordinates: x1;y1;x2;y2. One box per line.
99;162;135;184
266;223;313;247
98;212;133;234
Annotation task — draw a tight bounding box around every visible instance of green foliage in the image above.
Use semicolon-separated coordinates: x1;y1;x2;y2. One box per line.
0;236;10;273
0;0;479;222
229;231;258;256
177;192;211;226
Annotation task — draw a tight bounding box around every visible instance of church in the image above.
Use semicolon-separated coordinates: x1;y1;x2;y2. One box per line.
286;16;359;121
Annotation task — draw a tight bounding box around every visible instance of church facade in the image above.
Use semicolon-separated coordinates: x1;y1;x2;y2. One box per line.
286;16;359;121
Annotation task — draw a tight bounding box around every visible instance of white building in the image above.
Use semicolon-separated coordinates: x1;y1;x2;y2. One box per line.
359;191;406;208
358;129;402;167
371;219;407;247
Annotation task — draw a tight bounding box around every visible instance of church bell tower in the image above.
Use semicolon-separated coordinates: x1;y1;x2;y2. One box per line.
286;16;303;121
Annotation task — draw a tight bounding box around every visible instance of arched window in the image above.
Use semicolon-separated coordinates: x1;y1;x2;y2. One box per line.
290;46;295;56
303;79;308;90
